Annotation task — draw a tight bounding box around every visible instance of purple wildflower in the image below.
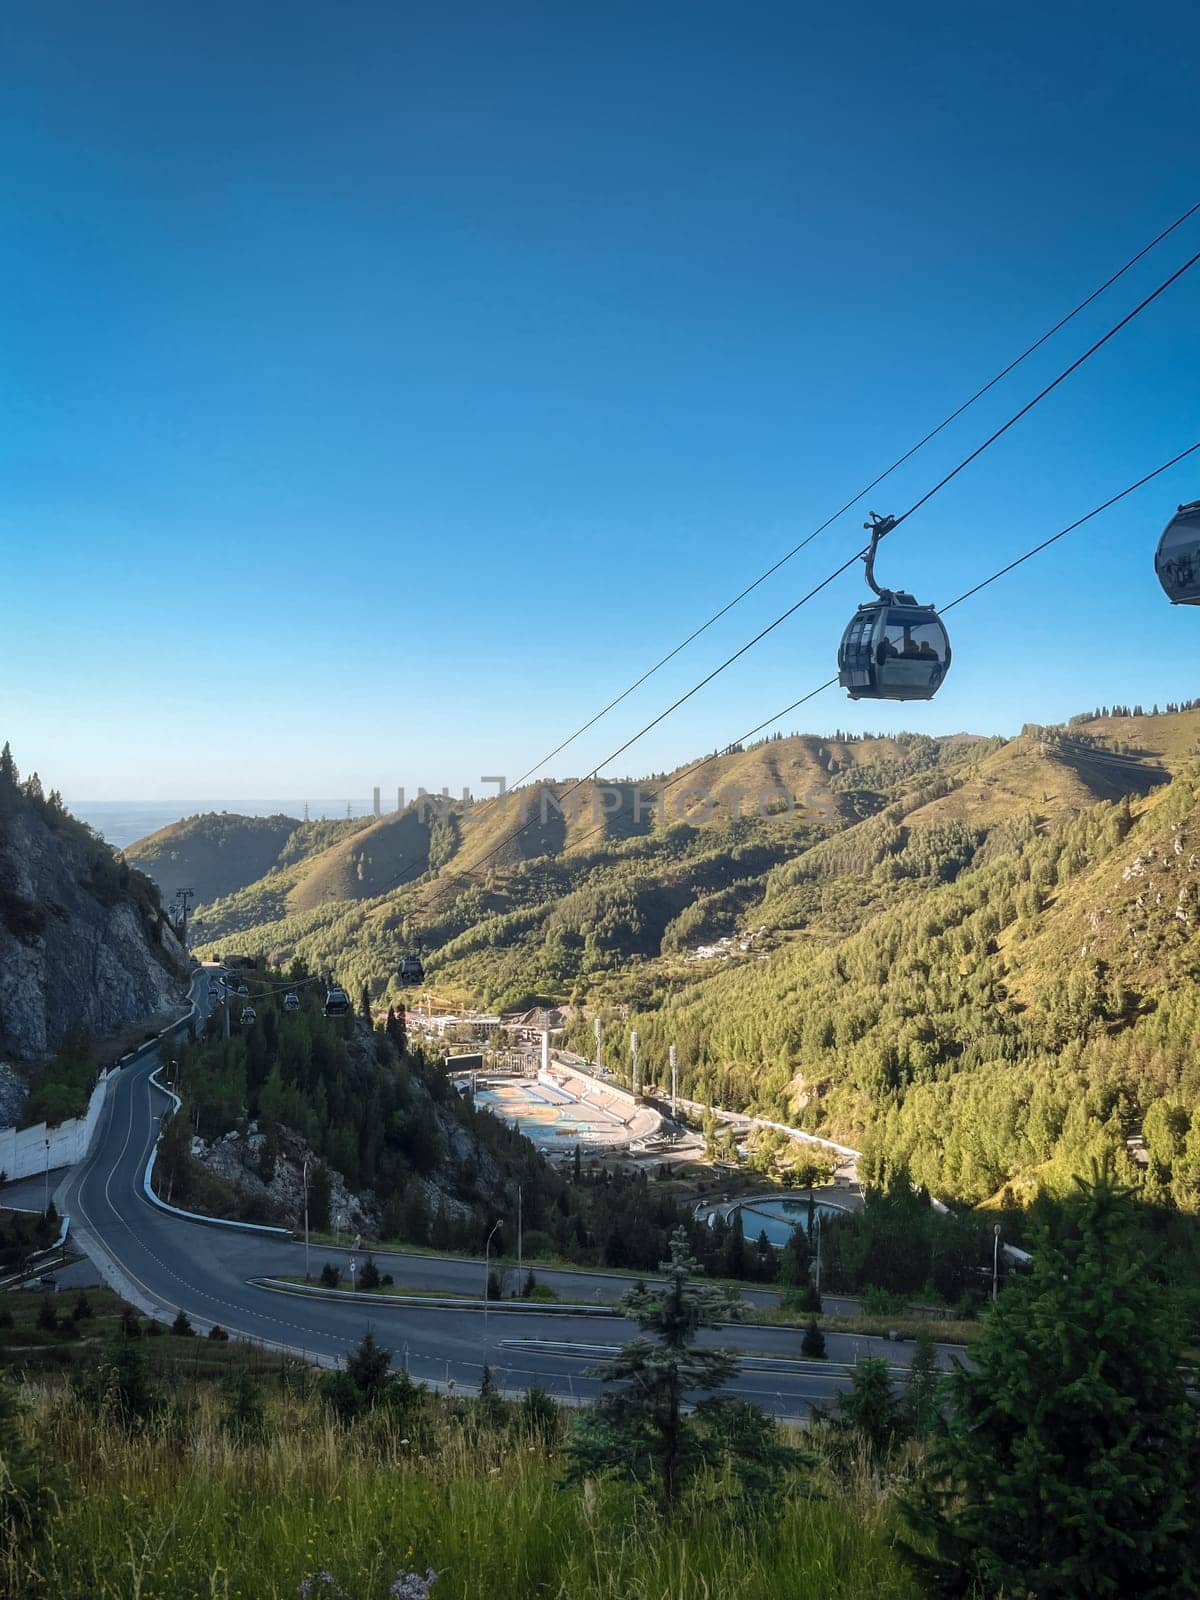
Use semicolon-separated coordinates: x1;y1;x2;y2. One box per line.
390;1569;437;1600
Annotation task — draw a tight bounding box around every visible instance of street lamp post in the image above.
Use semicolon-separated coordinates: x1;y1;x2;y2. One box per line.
516;1186;523;1289
43;1138;50;1216
814;1212;822;1296
992;1223;1001;1303
303;1158;311;1281
483;1218;503;1367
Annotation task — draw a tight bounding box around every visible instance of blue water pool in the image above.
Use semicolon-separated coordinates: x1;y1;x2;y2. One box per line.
707;1196;852;1247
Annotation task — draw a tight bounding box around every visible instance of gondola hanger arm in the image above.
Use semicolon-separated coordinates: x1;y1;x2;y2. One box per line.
861;511;897;597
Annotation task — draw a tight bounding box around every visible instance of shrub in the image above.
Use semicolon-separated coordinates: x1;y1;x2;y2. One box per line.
207;1324;230;1342
801;1318;826;1359
171;1308;195;1337
320;1262;341;1288
220;1368;266;1440
0;1376;50;1552
518;1385;560;1447
76;1332;159;1425
782;1282;822;1315
359;1256;381;1290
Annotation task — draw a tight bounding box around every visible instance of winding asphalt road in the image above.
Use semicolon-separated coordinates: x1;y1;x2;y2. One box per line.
53;973;938;1419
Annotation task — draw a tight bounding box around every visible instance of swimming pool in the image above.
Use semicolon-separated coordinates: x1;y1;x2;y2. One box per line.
704;1195;853;1247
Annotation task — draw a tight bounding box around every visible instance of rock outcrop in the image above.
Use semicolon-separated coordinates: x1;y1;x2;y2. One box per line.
0;771;188;1064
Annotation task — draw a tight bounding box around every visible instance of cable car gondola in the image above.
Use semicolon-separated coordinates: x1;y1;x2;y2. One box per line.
323;985;350;1018
283;991;301;1012
1154;500;1200;605
399;954;424;986
240;1006;257;1025
838;513;951;701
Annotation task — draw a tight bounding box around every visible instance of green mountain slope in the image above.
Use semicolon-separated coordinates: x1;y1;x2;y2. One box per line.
620;756;1200;1206
188;705;1200;1207
127;812;372;912
190;712;1194;1005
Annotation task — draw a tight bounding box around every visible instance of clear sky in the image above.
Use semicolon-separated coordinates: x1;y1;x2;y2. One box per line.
3;1;1199;802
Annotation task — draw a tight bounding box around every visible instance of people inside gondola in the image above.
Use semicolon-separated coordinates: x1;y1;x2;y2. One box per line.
917;638;937;658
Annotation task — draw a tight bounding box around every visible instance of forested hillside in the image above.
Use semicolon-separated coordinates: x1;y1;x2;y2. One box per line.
166;981;706;1274
614;753;1200;1208
126;811;371;911
188;705;1200;1207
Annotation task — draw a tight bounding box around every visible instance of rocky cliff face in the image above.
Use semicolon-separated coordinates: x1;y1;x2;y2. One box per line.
0;783;188;1064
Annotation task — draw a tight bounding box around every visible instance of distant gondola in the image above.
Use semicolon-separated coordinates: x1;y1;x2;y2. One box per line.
1154;500;1200;605
283;991;301;1012
838;513;951;701
323;985;351;1018
399;954;424;986
240;1006;257;1025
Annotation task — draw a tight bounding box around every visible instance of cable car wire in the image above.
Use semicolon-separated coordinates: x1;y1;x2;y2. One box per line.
506;198;1200;791
498;233;1200;833
498;243;1200;816
708;437;1200;769
371;432;1200;916
463;436;1200;873
370;250;1200;912
886;245;1200;536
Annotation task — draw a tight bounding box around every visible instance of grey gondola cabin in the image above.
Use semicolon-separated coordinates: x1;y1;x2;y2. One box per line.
323;985;351;1018
838;513;951;701
1155;501;1200;605
838;595;951;701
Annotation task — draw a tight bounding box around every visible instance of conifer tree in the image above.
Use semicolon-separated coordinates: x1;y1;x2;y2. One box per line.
565;1228;745;1512
801;1317;826;1359
902;1159;1200;1597
834;1356;907;1463
904;1324;941;1439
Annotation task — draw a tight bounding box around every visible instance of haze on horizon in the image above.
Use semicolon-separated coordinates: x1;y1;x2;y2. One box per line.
4;2;1199;802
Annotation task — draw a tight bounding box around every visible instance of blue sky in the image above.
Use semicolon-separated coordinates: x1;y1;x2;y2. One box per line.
3;1;1199;802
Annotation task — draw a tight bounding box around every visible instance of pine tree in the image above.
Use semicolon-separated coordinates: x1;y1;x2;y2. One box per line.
902;1160;1200;1598
0;741;16;787
904;1324;941;1438
308;1163;332;1231
360;983;372;1023
801;1317;826;1359
345;1329;391;1405
778;1223;812;1285
834;1357;906;1463
564;1228;746;1512
221;1367;265;1441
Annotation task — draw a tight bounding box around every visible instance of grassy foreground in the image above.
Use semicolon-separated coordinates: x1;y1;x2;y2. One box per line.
9;1383;918;1600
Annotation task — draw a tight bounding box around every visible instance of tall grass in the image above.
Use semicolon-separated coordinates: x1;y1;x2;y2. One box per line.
9;1385;919;1600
